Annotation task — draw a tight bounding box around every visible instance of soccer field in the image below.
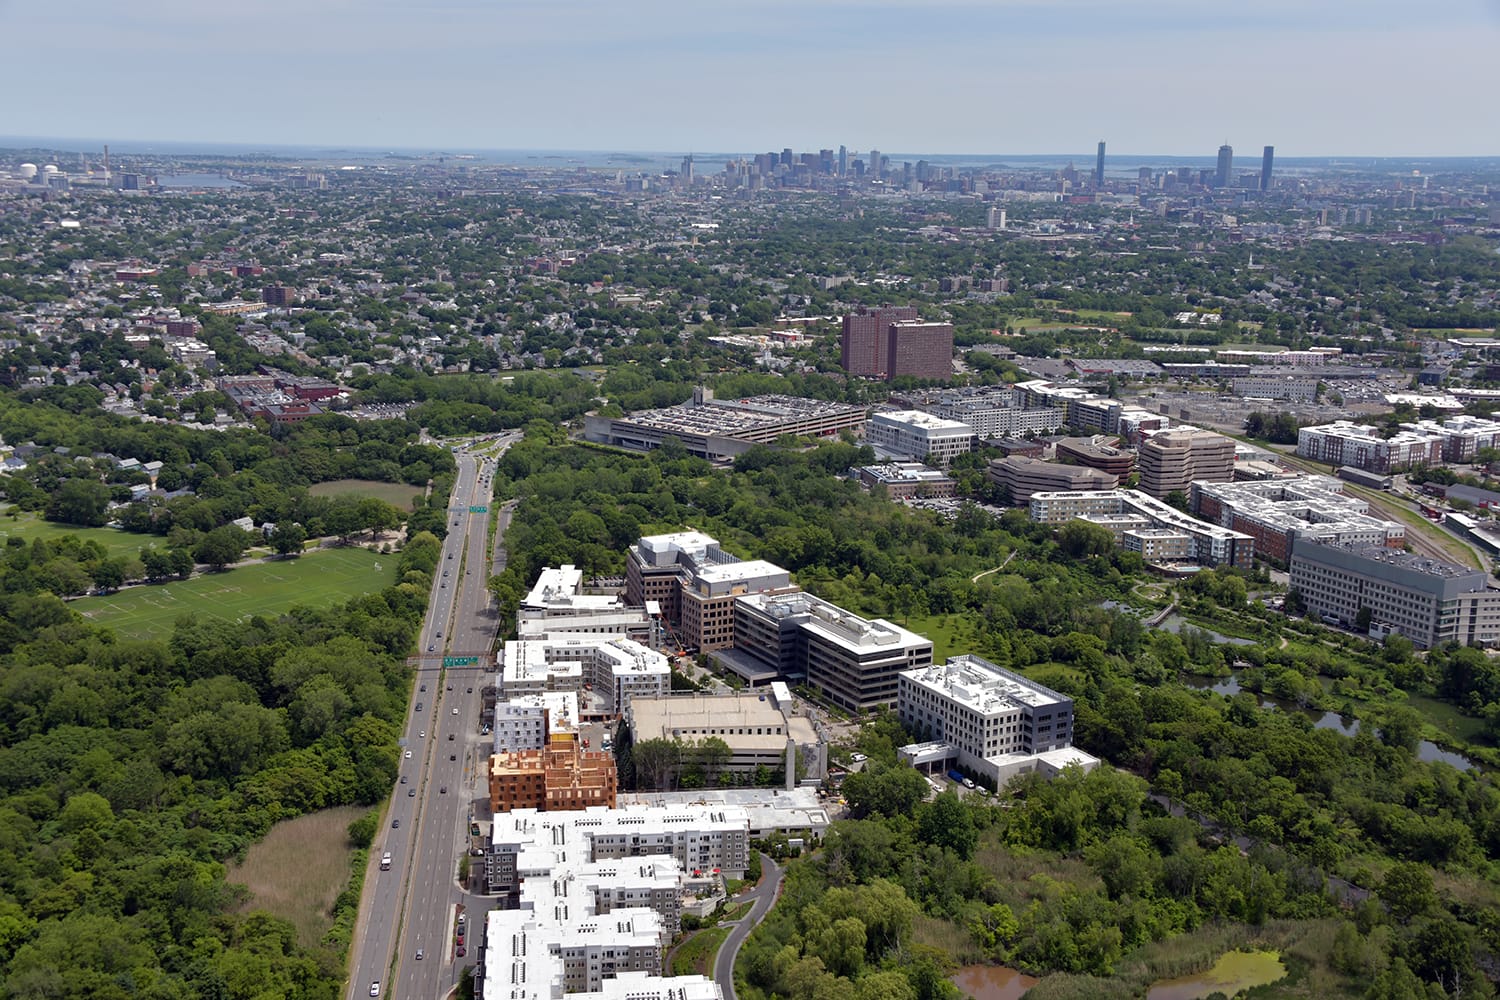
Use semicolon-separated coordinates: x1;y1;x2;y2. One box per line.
73;548;402;641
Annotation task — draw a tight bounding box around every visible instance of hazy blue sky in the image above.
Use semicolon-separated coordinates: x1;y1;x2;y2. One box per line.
3;0;1497;156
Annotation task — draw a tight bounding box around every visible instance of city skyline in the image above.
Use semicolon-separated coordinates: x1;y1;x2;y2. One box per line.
2;0;1497;156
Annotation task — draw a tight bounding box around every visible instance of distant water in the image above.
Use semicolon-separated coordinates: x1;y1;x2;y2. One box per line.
154;173;248;189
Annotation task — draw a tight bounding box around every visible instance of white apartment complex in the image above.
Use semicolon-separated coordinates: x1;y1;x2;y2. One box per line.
865;410;974;468
500;635;670;716
518;564;653;644
1296;421;1443;472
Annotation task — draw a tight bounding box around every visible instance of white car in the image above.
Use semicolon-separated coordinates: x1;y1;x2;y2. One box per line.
370;983;380;998
452;707;459;716
404;750;412;759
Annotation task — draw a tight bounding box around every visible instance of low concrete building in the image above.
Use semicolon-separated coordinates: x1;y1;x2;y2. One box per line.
625;684;826;782
987;456;1118;504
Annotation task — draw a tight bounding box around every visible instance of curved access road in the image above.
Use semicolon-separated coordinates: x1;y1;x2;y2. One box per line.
713;854;783;1000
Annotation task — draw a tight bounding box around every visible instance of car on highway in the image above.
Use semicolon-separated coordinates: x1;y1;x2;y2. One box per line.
392;819;399;828
439;786;447;794
370;983;380;997
408;788;415;796
448;734;455;741
467;687;473;693
450;754;456;761
416;949;424;961
452;707;459;715
400;775;407;783
404;750;412;759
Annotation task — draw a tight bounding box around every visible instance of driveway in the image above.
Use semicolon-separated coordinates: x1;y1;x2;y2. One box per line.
714;853;783;1000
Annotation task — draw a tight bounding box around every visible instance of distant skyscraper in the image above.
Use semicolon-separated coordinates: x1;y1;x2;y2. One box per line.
780;148;793;167
1215;144;1234;188
1260;145;1275;192
869;149;882;179
680;155;693;186
1095;141;1106;186
838;145;848;177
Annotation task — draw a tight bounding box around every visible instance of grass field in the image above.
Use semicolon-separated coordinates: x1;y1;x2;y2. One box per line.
671;926;729;978
0;507;151;560
898;612;984;663
227;805;367;949
310;479;424;510
72;547;401;640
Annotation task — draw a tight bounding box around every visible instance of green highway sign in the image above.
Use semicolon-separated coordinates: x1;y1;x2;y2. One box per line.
469;505;488;513
443;655;479;667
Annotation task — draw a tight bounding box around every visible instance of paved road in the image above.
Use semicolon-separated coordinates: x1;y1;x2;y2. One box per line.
345;432;521;1000
713;854;783;1000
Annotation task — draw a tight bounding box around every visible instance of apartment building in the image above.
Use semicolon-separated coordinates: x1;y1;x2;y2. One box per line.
1137;429;1235;498
1289;541;1500;649
865;410;974;468
499;634;669;714
840;305;918;375
1191;477;1404;565
488;734;619;814
1296;421;1443;473
1028;489;1254;568
517;564;653;644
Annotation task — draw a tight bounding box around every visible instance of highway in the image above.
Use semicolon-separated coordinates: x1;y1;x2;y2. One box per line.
346;432;520;1000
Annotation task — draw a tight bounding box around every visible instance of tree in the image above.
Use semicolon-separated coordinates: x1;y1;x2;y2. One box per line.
1378;861;1436;923
917;791;978;859
46;478;111;527
89;558;125;594
194;526;250;570
841;761;928;819
269;522;307;557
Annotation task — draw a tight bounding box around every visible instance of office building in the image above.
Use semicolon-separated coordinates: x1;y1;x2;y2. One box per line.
1095;141;1106;186
624;532;794;653
897;655;1098;786
987;456;1118;504
855;462;957;499
1260;145;1274;191
625;684;825;782
1233;376;1318;403
1296;421;1443;473
1029;490;1254;567
1137;429;1235;498
865;410;973;468
1215;144;1234;188
584;390;866;463
1191;476;1404;565
729;591;932;712
1055;436;1135;479
1289;542;1500;649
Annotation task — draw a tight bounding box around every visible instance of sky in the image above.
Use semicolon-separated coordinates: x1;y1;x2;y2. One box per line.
2;0;1498;158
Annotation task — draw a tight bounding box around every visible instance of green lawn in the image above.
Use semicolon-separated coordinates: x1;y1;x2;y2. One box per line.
73;548;401;640
0;508;153;560
671;926;730;978
893;613;976;663
309;479;424;510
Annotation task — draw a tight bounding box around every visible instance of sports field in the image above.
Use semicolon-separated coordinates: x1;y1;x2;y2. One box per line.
73;547;402;640
0;508;150;560
309;478;424;509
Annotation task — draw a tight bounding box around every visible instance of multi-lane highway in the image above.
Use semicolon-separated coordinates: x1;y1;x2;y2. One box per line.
346;432;519;1000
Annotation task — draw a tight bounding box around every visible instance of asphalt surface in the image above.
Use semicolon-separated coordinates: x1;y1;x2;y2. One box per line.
345;433;520;1000
713;854;783;1000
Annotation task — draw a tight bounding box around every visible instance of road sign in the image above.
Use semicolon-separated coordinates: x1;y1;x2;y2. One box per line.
443;656;478;667
468;505;488;513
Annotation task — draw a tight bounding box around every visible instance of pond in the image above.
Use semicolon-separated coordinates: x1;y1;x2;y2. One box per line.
1181;674;1475;771
1146;949;1286;1000
1155;614;1258;647
950;964;1038;1000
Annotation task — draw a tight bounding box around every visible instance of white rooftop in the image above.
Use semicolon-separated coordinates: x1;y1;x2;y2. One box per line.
902;654;1069;714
